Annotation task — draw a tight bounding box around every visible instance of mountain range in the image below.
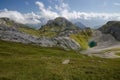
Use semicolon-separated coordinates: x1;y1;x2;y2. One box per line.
1;16;120;52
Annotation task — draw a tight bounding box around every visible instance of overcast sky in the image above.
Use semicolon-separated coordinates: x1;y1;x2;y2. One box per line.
0;0;120;27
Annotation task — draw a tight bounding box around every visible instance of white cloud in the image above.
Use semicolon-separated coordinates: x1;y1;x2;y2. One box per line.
113;3;120;6
36;1;44;9
35;1;59;20
0;9;41;24
35;1;120;21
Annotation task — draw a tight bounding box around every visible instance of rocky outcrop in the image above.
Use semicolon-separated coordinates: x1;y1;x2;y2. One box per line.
0;24;81;50
53;37;80;50
0;24;36;43
99;21;120;41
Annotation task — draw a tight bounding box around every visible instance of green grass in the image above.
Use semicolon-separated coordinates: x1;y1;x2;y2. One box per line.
70;34;89;50
70;29;92;50
19;26;57;37
39;31;57;37
18;27;40;37
116;52;120;56
0;40;120;80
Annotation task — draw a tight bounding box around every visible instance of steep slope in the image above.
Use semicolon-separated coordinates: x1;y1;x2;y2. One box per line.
70;28;92;50
99;21;120;41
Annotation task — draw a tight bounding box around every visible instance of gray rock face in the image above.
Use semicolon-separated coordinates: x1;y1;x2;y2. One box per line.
99;21;120;41
0;24;36;43
0;24;81;50
53;37;80;50
40;17;79;33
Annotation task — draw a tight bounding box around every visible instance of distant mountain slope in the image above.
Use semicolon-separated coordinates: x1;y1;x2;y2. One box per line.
99;21;120;41
74;22;86;29
93;25;102;29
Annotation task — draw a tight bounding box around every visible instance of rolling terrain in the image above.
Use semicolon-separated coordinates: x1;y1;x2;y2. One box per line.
0;17;120;80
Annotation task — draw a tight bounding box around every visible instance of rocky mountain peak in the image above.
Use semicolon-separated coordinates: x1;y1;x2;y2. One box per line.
40;17;79;33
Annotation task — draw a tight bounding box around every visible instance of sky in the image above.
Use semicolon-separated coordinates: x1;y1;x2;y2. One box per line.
0;0;120;27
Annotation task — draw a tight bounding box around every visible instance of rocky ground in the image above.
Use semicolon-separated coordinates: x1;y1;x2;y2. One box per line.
81;30;120;58
0;24;81;50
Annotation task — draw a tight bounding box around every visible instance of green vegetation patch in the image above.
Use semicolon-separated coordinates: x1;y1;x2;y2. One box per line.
39;31;57;37
18;27;40;37
70;31;90;50
70;34;89;50
19;26;57;37
116;52;120;56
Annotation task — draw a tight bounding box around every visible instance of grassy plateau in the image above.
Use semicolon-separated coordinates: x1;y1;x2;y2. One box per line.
0;40;120;80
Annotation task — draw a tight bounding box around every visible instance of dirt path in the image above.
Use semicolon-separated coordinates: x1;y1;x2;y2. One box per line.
81;46;120;58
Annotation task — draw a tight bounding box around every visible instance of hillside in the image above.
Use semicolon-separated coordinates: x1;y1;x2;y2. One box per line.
0;40;120;80
0;17;82;50
0;17;92;50
38;17;92;50
81;21;120;58
99;21;120;41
